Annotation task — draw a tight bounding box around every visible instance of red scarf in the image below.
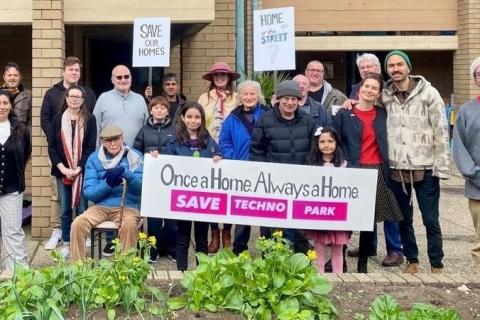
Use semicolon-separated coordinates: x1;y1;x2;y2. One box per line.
60;109;84;208
215;88;229;116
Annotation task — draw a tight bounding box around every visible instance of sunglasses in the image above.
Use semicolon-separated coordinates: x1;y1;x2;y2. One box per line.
114;74;130;80
213;72;227;78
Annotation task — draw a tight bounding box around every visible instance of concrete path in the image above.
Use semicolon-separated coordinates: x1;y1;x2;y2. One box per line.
2;161;479;283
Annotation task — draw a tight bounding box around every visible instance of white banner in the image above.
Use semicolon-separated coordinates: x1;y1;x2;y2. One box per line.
141;155;378;231
253;7;296;72
132;17;171;67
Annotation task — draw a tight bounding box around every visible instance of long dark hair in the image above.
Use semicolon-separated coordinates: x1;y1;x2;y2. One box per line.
62;85;91;126
307;127;345;167
176;101;210;148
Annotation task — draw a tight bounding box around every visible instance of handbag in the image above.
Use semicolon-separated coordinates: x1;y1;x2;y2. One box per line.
62;176;74;186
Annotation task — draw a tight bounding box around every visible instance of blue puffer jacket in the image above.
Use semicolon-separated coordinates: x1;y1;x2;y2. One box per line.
83;148;143;209
219;104;267;160
165;136;220;158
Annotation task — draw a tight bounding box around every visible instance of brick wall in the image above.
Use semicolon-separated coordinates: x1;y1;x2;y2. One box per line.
181;0;236;100
453;0;480;106
32;0;65;238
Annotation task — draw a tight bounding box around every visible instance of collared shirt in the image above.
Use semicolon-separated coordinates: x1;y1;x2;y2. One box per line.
391;77;417;104
93;89;148;148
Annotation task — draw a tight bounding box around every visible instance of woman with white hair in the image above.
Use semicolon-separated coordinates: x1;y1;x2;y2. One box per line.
219;80;268;254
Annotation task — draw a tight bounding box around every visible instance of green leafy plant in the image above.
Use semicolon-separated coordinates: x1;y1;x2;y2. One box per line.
0;233;169;320
168;231;337;320
368;294;461;320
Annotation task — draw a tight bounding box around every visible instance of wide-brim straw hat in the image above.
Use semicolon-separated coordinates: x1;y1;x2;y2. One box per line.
202;62;240;82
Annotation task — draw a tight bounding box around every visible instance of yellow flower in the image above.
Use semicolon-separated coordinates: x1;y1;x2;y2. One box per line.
138;232;148;240
119;275;128;281
272;230;283;238
133;256;141;263
307;250;317;261
148;236;157;246
112;238;120;245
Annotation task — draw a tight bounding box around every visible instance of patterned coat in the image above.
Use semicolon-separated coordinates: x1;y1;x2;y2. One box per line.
382;75;450;179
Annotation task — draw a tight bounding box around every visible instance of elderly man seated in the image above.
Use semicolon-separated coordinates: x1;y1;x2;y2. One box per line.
70;126;143;261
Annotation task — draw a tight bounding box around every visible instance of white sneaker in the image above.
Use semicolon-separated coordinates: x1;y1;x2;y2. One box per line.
85;237;91;247
60;243;70;259
45;229;62;250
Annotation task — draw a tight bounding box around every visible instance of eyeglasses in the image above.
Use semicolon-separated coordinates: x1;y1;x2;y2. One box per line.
306;68;324;73
213;72;227;78
114;74;130;80
67;95;84;100
474;72;480;79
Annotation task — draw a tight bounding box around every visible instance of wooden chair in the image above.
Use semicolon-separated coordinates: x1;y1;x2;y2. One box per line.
89;178;142;259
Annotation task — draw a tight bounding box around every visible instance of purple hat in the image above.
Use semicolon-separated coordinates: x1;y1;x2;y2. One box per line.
202;62;240;82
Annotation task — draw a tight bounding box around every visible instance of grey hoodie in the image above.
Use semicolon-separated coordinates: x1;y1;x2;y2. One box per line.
453;97;480;199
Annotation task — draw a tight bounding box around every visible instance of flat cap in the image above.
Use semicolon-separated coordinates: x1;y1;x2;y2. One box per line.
99;126;123;139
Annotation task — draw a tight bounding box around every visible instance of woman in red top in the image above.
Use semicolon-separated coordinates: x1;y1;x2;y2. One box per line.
333;73;402;273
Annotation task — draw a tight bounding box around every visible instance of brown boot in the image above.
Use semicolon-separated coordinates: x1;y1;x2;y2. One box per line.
221;229;232;249
403;262;419;274
431;266;443;274
208;229;221;254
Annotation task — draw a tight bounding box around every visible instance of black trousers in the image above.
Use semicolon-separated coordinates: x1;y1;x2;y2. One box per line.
176;220;209;271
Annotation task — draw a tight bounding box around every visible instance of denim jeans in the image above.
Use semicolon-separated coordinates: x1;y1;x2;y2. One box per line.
233;225;273;255
390;170;444;268
372;221;403;254
147;217;177;260
56;177;87;242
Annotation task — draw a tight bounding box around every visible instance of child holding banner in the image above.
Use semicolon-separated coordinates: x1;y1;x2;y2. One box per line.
166;101;222;271
306;127;349;274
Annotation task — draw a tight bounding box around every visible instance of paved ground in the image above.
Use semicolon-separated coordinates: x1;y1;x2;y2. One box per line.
2;161;479;280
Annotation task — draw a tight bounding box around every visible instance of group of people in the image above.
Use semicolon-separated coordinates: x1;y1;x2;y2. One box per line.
1;50;479;277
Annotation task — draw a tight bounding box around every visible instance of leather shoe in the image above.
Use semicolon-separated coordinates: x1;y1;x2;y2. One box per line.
347;247;377;258
381;252;404;267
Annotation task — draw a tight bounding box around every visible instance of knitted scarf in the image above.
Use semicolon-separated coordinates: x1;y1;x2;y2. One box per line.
61;109;84;208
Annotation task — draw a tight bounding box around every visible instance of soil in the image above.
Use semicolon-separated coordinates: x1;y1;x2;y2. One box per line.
65;282;480;319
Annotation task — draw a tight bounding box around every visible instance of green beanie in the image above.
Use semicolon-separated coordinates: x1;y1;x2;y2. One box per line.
385;50;412;72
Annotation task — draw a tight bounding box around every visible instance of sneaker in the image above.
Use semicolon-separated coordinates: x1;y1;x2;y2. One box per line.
85;237;91;247
60;243;70;259
167;254;177;262
102;243;114;257
45;229;62;250
403;262;419;274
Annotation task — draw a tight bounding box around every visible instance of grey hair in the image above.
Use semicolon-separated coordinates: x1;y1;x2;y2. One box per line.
235;80;265;106
356;53;381;68
470;56;480;79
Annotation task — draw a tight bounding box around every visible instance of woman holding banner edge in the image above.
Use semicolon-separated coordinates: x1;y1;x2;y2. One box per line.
332;73;402;273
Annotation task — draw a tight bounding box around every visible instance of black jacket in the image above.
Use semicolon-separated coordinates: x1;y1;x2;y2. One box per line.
249;106;315;164
133;116;175;154
48;112;97;178
333;106;391;184
40;81;96;140
5;116;31;193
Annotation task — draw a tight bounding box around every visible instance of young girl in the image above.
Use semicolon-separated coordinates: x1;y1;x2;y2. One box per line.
165;101;222;271
306;127;349;273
